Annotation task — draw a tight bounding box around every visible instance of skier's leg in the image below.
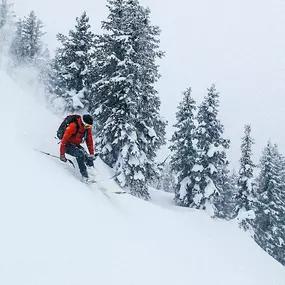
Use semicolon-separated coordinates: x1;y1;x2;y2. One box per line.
65;143;88;178
76;145;94;167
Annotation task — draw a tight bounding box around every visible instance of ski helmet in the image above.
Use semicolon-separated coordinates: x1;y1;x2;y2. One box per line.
82;114;93;125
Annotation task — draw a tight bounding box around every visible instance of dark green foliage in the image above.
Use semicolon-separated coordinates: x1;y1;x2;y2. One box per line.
10;11;45;64
234;125;256;229
191;84;230;211
214;166;238;219
92;0;166;199
51;12;95;112
252;142;285;265
155;162;176;193
169;87;197;206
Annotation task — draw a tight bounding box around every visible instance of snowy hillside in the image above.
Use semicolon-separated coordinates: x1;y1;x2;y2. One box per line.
0;69;285;284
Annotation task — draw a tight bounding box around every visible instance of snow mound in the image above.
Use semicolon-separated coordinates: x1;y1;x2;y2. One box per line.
0;69;284;285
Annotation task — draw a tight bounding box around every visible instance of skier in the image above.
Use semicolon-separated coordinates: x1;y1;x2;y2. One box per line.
59;114;96;182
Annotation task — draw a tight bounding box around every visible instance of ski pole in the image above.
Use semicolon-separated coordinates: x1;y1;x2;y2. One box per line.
34;149;75;168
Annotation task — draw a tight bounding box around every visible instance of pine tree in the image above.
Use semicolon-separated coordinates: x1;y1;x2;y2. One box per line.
191;84;230;212
0;0;14;29
10;11;45;64
51;11;95;112
0;0;15;62
92;0;166;199
253;142;285;265
234;124;256;228
37;45;52;96
169;87;197;206
9;19;23;61
214;164;238;219
22;11;44;60
37;45;50;75
156;162;176;193
277;154;285;265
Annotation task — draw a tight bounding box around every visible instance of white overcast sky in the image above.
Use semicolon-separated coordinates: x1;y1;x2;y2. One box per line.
13;0;285;168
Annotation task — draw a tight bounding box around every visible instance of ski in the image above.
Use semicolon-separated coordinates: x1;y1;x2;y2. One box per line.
93;171;122;184
85;172;126;194
101;188;126;195
35;149;125;193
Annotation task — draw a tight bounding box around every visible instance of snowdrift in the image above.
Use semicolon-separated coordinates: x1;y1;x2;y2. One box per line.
0;69;285;285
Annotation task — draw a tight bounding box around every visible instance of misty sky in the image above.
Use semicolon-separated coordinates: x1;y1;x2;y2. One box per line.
13;0;285;168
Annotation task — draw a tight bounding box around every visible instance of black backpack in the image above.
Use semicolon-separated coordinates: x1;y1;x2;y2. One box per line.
57;115;80;139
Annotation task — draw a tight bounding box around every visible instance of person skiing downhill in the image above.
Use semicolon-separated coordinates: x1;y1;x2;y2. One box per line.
59;114;96;182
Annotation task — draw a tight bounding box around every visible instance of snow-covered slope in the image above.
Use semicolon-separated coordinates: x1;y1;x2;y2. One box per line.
0;69;285;285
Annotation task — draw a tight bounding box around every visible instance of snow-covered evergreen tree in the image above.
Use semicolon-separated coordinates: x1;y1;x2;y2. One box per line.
0;0;14;29
276;154;285;265
253;142;285;265
10;11;45;64
92;0;166;199
191;84;230;212
235;124;256;228
22;11;44;60
214;165;238;219
156;162;176;193
37;45;51;78
0;0;15;64
9;19;23;62
169;87;197;206
51;11;95;113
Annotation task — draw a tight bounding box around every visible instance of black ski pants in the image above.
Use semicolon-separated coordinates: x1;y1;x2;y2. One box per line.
65;143;94;178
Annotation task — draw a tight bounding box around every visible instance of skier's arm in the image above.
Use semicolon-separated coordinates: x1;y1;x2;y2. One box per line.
60;123;77;155
86;128;94;155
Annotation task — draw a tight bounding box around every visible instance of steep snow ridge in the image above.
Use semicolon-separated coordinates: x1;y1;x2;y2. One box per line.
0;69;285;285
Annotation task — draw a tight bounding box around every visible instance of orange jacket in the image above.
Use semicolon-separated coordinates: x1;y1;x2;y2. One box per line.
60;117;94;156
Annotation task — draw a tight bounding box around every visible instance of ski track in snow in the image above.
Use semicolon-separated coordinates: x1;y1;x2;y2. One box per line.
0;69;285;284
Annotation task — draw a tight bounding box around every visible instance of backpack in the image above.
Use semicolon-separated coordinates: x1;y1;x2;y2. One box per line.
57;115;80;139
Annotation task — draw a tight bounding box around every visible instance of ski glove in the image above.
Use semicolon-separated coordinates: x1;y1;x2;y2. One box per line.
89;153;99;160
60;155;67;162
86;156;94;167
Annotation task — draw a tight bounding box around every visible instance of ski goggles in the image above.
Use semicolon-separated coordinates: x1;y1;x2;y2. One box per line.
84;123;92;128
